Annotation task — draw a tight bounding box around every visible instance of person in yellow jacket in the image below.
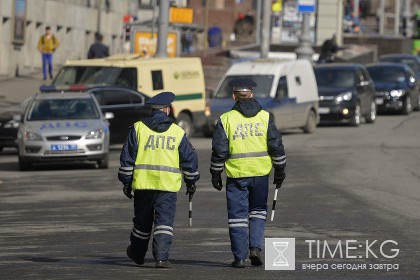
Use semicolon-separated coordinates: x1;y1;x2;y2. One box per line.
118;91;200;268
37;26;59;80
210;78;286;268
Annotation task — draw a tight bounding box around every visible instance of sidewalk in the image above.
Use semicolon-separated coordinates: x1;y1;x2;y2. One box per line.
0;75;48;106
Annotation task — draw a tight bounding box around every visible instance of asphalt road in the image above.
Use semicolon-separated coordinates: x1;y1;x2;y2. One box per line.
1;76;420;279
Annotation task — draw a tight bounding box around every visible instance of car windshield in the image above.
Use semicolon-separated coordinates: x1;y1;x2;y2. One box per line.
315;69;355;88
380;58;419;73
214;75;274;98
367;67;406;83
53;66;138;89
27;98;100;121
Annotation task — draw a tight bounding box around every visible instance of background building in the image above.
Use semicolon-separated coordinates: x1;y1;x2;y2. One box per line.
0;0;155;78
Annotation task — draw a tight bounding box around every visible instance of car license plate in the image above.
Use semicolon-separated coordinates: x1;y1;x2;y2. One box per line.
375;98;384;105
318;107;330;114
50;144;77;151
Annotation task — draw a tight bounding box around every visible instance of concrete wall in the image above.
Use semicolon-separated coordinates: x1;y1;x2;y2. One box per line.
0;0;148;78
316;0;343;46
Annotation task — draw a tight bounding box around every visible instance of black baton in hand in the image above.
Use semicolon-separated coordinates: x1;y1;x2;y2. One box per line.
270;187;279;222
189;193;193;228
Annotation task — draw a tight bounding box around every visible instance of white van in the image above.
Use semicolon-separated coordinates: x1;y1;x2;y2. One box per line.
204;59;319;135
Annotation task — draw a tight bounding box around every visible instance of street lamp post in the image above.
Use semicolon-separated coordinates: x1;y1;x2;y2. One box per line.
295;13;314;61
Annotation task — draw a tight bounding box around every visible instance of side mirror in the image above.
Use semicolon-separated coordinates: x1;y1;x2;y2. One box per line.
13;114;22;122
104;112;114;120
408;76;416;88
358;81;369;87
206;86;215;99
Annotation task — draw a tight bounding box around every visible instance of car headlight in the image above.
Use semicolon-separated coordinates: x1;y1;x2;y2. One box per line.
3;120;20;129
205;105;211;117
23;131;43;141
86;129;104;139
335;92;352;103
390;90;404;97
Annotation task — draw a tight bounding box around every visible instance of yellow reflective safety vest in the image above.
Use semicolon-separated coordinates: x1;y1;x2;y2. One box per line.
220;109;272;178
132;121;185;192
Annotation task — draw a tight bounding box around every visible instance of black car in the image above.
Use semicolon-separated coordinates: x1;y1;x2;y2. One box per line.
379;54;420;110
0;99;31;152
366;63;420;114
314;64;377;126
40;85;153;144
379;54;420;81
87;86;153;144
0;108;20;152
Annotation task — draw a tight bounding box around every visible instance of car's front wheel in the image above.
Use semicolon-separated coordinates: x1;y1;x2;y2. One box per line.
177;112;194;137
413;94;420;111
350;104;361;127
18;157;31;171
97;155;109;169
402;96;412;115
302;109;317;134
365;101;376;124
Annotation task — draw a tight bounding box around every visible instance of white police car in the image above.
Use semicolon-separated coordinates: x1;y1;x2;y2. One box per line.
17;92;112;170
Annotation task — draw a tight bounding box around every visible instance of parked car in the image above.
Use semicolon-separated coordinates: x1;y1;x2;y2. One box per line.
203;59;319;136
0;98;31;152
16;92;111;170
40;85;153;144
314;64;377;126
366;63;420;114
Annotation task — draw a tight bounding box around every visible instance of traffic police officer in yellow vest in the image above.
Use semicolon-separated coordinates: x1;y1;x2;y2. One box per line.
118;92;199;268
210;78;286;268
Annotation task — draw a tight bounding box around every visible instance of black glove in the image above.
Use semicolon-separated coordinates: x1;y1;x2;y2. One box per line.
123;184;133;199
212;173;223;191
273;169;286;189
186;182;196;196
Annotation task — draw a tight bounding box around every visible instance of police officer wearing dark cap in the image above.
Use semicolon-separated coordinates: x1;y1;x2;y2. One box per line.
210;78;286;268
118;91;200;268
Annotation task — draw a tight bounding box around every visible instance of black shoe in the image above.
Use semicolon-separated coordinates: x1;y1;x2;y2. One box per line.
231;259;246;268
249;247;263;266
126;245;144;265
155;260;171;268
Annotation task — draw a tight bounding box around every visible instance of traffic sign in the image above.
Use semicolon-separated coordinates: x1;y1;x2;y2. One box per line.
170;7;193;24
298;0;316;13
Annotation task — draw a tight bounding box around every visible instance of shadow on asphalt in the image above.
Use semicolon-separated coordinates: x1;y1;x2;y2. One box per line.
0;161;98;172
22;256;228;268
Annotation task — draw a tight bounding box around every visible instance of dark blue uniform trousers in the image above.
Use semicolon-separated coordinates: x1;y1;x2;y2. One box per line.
226;175;269;261
130;190;177;261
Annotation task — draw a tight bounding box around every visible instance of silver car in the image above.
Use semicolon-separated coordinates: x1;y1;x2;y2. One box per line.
17;92;111;170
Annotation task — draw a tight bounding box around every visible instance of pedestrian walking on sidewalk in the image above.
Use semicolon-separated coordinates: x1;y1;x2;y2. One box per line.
210;78;286;268
118;91;199;268
37;26;59;80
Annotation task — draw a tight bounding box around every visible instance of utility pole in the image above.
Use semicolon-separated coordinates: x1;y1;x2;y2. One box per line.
203;0;209;56
256;0;262;45
155;0;170;57
260;0;271;58
394;0;401;36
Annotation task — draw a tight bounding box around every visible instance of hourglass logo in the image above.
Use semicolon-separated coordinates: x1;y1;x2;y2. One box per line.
265;238;295;270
